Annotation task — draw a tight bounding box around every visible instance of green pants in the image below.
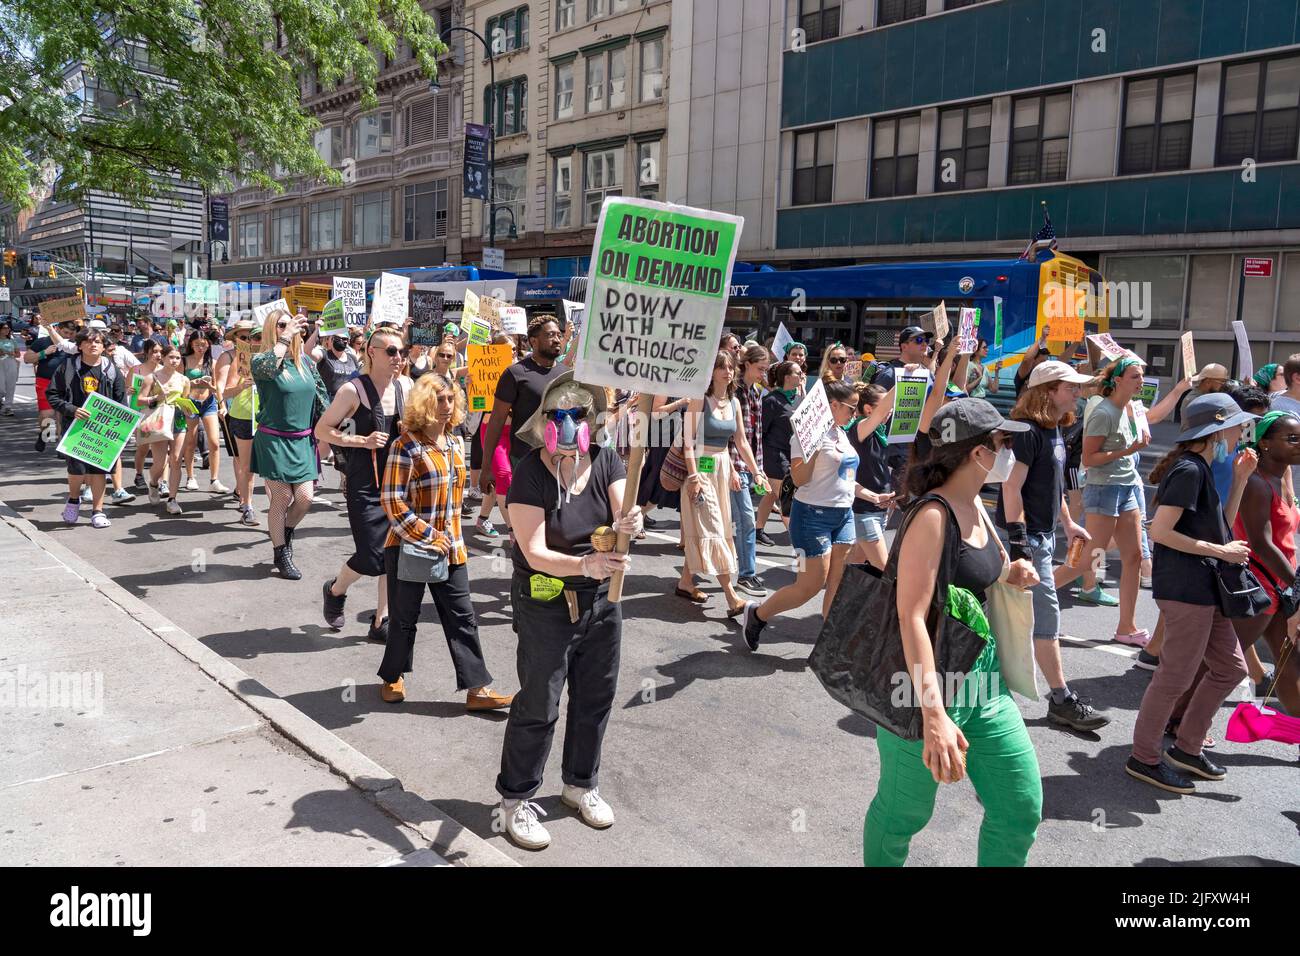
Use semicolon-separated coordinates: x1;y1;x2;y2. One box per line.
864;640;1042;867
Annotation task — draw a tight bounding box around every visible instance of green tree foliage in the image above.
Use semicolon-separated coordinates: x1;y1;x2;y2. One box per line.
0;0;447;209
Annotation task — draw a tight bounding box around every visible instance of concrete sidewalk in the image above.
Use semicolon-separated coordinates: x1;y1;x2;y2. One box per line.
0;503;515;867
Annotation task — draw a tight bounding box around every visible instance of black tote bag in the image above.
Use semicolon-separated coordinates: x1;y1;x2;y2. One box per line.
808;493;989;741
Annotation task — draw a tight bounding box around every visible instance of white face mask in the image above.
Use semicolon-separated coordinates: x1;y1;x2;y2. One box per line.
978;445;1016;484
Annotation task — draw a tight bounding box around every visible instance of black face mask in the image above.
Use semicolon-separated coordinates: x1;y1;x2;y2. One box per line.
331;339;346;352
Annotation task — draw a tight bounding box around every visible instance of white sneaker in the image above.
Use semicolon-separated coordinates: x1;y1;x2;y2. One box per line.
165;499;182;515
147;483;160;505
502;799;551;850
184;476;199;492
158;479;170;497
209;478;231;494
239;505;259;527
79;486;93;503
561;785;615;829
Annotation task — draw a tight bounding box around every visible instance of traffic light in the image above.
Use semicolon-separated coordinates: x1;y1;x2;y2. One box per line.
2;249;15;267
47;265;56;279
1;275;7;286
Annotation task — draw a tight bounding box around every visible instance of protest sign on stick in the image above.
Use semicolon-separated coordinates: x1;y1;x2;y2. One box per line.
1232;320;1253;382
772;321;795;360
1180;332;1197;380
317;297;347;337
922;301;949;342
958;307;978;354
370;272;410;326
573;197;743;601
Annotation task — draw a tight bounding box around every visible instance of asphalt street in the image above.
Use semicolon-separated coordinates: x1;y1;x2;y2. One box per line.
2;365;1296;867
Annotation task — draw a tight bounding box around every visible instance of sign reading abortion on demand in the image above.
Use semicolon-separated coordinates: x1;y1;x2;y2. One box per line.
574;197;743;397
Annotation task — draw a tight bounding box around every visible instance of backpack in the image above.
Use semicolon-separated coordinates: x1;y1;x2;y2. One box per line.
60;354;118;396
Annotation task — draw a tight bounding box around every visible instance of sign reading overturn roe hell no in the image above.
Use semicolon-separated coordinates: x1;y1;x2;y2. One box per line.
575;197;743;399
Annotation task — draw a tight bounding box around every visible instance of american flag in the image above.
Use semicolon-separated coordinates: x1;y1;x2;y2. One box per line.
1020;202;1058;259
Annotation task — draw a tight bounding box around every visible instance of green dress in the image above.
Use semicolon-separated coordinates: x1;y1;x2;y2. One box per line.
250;351;328;483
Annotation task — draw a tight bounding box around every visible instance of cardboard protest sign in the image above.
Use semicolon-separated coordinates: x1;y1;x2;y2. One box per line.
773;321;795;360
1085;332;1129;368
40;296;87;327
887;373;929;444
55;392;141;471
185;279;219;306
371;272;410;326
922;301;949;342
1139;377;1160;408
789;378;834;455
1180;332;1197;379
478;295;503;333
958;307;978;354
467;317;492;346
1232;320;1253;381
318;297;347;336
332;276;367;322
843;360;863;383
467;343;515;413
573;197;743;397
251;298;290;327
410;291;445;346
500;306;528;336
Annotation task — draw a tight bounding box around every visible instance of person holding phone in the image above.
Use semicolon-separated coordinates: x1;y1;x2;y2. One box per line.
179;331;230;495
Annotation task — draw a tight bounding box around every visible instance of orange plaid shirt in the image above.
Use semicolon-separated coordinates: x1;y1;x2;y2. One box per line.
381;429;468;563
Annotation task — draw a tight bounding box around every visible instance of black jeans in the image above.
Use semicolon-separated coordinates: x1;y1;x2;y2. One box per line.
378;546;493;690
496;575;622;801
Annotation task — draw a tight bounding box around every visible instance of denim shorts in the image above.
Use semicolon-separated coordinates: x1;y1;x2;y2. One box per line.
790;500;855;559
853;511;886;543
192;394;219;417
1082;481;1141;517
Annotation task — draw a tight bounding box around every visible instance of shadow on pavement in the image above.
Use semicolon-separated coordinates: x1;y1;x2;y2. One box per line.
623;645;808;709
286;788;419;856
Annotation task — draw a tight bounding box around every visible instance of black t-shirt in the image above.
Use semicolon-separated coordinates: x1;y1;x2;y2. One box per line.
29;335;67;380
1152;453;1228;606
848;423;891;514
494;356;562;447
995;421;1065;534
506;445;628;588
317;349;359;397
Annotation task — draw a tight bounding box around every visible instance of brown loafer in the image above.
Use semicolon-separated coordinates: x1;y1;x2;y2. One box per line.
467;687;514;711
380;678;405;703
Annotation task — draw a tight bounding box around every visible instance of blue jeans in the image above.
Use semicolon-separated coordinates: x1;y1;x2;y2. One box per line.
731;469;757;579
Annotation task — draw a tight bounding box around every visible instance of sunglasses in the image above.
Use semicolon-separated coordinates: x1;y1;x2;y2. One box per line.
234;334;249;341
375;345;402;358
828;357;846;365
907;335;932;345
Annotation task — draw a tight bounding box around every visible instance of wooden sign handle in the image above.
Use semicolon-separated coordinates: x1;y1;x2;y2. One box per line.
608;392;654;604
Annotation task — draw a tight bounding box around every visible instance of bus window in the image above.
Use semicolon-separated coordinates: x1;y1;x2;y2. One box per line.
725;305;760;346
770;303;853;366
859;300;971;362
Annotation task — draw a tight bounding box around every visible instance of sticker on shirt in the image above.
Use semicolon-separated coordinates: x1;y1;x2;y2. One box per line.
529;574;565;602
1053;439;1066;467
838;453;860;481
696;456;716;475
83;374;100;395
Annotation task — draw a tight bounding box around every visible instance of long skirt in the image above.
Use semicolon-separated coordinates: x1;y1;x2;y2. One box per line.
679;448;738;577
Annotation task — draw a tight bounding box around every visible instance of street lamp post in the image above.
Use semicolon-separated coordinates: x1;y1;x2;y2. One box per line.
435;26;497;252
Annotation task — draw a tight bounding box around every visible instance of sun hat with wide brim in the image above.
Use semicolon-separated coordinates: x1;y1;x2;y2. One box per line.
223;319;255;340
515;369;608;449
1176;392;1259;442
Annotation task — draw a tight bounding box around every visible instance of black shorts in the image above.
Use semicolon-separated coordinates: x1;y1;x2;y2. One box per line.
64;454;112;477
469;419;485;470
227;416;253;441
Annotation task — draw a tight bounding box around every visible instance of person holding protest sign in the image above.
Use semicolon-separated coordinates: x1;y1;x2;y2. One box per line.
636;393;687;528
179;332;230;495
871;327;932;392
46;328;128;529
848;384;896;570
742;378;895;649
473;331;520;538
732;345;771;594
317;326;410;643
252;310;328;581
496;370;642;851
215;321;260;527
24;318;77;453
480;317;564;484
862;400;1043;867
149;345;193;515
1253;363;1284;395
757;360;805;532
675;351;756;614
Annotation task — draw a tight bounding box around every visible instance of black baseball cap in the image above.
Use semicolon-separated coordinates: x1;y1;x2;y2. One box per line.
928;398;1031;446
899;326;929;345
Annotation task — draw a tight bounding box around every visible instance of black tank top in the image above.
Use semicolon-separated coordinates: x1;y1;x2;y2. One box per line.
318;349;359;398
955;530;1003;605
345;376;405;492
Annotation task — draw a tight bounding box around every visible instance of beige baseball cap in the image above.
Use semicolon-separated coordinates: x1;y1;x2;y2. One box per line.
1026;360;1093;388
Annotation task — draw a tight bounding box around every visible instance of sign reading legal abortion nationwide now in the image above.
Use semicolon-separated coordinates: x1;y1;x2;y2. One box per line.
574;197;743;397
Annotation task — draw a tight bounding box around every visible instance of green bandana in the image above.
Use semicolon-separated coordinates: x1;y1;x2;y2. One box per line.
1246;410;1290;450
1105;356;1142;387
1253;363;1280;390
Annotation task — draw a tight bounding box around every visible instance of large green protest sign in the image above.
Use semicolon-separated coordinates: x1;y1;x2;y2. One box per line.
318;296;347;336
887;373;929;444
576;197;743;397
55;392;141;471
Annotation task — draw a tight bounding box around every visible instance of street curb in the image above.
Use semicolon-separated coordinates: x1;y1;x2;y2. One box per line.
0;499;517;868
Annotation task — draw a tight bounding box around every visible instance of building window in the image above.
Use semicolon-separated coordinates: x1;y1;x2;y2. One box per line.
639;37;664;102
1120;72;1194;175
309;199;343;251
587;0;630;20
584;147;623;223
486;6;529;57
435;4;453;34
793;127;834;205
270;206;300;255
877;0;925;27
1009;92;1071;184
586;46;627;113
313;126;343;167
352;190;391;247
638;141;661;201
937;103;991;191
870;114;920;197
353;111;392;159
406;93;451;146
556;0;576;30
1217;56;1300;167
485;77;528;134
555;61;575;119
554;156;573;228
404;179;448;241
237;215;262;260
798;0;840;44
487;162;527;239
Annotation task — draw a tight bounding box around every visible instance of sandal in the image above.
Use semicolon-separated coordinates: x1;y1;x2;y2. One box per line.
1165;721;1216;749
674;587;708;604
726;603;747;618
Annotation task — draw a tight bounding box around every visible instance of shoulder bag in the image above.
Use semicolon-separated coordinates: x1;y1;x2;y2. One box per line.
396;436;457;585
